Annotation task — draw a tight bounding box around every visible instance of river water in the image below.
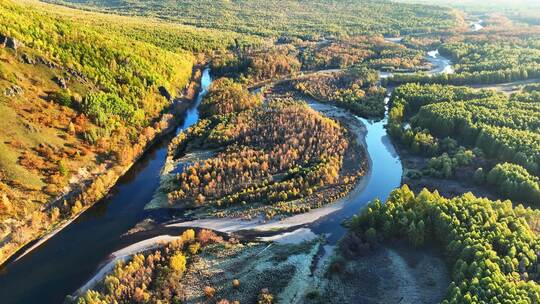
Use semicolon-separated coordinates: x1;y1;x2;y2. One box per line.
471;20;484;32
285;42;453;243
0;69;212;304
309;113;402;244
427;50;454;74
0;48;452;303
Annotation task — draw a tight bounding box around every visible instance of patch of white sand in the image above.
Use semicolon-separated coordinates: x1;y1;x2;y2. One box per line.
112;235;179;257
259;228;317;244
166;193;352;234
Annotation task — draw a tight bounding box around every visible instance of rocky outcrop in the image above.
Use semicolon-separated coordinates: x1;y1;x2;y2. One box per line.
53;76;67;89
66;67;88;83
20;53;36;65
7;37;22;50
158;86;172;102
4;85;23;97
0;34;23;51
37;56;59;69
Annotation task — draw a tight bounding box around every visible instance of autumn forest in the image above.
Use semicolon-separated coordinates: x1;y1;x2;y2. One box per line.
0;0;539;303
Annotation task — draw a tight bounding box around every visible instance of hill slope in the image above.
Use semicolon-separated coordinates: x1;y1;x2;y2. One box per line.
0;0;214;263
44;0;462;38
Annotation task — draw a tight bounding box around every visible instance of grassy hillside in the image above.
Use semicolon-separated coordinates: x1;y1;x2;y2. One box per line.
26;0;264;53
43;0;462;38
0;0;257;263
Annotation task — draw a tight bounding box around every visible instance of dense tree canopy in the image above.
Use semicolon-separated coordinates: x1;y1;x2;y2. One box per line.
389;37;540;86
299;35;426;71
349;186;540;303
487;163;540;205
199;78;262;118
295;67;386;118
0;0;197;141
44;0;461;39
388;83;540;205
211;46;301;84
165;98;364;218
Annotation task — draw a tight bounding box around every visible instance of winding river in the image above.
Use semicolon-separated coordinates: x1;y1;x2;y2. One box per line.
0;70;212;304
0;46;453;303
308;109;402;244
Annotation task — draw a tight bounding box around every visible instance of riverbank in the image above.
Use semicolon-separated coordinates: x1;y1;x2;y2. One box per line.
163;98;372;235
0;65;206;267
8;115;179;265
76;234;182;294
311;240;450;304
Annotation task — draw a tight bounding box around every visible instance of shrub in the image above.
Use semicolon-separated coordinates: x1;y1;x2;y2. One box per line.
52;89;73;107
83;128;100;144
258;288;274;304
306;290;320;300
181;229;196;243
169;252;187;274
58;159;68;176
473;167;485;184
197;229;223;245
188;242;200;255
71;200;83;215
364;227;377;244
203;286;216;298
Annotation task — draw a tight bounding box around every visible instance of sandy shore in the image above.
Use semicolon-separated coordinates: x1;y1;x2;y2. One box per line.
76;235;180;294
259;228;318;244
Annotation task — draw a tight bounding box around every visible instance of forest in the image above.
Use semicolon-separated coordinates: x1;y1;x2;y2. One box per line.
347;186;540;303
388;66;539;86
44;0;461;39
389;25;540;86
0;0;539;303
298;35;427;71
211;46;301;85
294;67;386;118
163;87;364;218
211;37;429;89
388;83;540;205
198;78;262;118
